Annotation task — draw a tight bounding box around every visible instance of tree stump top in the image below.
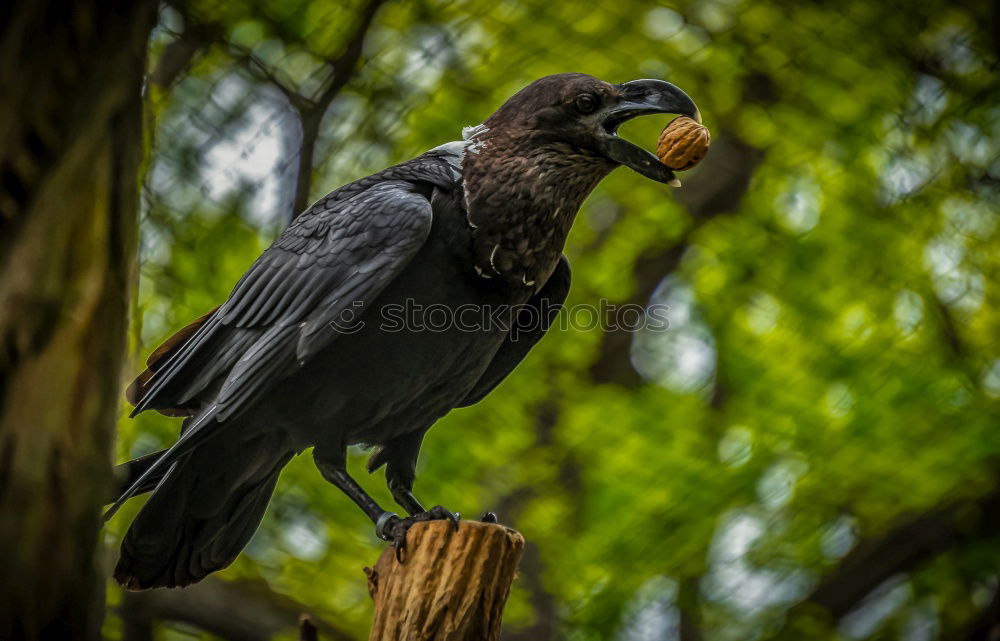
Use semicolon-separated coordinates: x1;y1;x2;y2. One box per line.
365;520;525;641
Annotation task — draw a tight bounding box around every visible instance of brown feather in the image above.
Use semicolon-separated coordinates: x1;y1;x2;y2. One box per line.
125;306;220;414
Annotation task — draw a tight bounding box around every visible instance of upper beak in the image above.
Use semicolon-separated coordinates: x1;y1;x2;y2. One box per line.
596;79;701;185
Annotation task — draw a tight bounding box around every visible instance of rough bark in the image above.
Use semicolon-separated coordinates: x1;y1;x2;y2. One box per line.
0;1;157;638
365;521;525;641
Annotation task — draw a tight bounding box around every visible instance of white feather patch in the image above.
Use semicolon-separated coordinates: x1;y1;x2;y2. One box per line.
462;123;489;155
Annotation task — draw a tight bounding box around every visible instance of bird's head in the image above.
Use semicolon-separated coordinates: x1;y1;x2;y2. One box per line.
478;72;701;186
460;73;701;288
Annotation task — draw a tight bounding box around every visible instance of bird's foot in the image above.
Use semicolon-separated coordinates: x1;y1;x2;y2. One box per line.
377;506;459;562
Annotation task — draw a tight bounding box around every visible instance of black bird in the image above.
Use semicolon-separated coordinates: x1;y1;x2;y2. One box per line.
108;73;700;590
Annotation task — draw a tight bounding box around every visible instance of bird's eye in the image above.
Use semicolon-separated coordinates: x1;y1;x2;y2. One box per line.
574;94;599;114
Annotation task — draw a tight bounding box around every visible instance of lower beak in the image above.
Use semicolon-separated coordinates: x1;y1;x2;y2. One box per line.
596;79;701;185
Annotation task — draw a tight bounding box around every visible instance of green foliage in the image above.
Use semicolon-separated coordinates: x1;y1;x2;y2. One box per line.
107;0;999;638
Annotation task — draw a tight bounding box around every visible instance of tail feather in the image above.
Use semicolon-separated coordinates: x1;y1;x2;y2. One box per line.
108;448;168;504
104;408;221;522
114;433;291;590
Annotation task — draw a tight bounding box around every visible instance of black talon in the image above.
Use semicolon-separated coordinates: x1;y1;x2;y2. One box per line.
480;511;498;523
386;505;460;562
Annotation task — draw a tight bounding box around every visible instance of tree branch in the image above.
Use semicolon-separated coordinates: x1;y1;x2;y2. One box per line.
300;614;320;641
289;0;389;218
118;576;353;641
677;573;704;641
317;0;389;109
149;21;222;88
291;109;323;217
226;46;305;107
780;485;1000;632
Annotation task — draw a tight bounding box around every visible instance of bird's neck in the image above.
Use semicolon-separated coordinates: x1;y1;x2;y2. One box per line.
461;130;613;288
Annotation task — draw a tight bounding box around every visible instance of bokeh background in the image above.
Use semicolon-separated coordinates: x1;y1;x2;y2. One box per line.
103;0;1000;639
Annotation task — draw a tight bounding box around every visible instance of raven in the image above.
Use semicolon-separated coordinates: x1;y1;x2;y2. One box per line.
108;73;700;589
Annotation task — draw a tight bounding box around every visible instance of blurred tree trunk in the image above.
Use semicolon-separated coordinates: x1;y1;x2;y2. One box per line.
0;1;157;639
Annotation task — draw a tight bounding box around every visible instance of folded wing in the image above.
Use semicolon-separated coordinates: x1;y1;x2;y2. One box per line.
107;178;435;521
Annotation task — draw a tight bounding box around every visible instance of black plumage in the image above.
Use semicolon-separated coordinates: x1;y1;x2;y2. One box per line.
110;73;699;589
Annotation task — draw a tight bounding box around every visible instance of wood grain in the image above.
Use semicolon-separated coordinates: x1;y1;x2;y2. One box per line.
366;521;525;641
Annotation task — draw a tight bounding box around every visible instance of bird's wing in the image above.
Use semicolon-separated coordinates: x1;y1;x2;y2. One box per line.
107;179;436;521
125;307;219;416
456;255;571;407
131;179;435;420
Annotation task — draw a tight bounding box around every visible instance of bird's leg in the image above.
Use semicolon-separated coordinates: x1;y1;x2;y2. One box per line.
387;477;426;516
317;457;457;559
370;430;430;516
313;454;399;538
385;461;498;525
382;441;435;517
379;457;458;560
386;458;499;526
314;447;458;559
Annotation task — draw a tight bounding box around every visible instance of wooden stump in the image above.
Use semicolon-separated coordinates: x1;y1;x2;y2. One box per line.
365;520;525;641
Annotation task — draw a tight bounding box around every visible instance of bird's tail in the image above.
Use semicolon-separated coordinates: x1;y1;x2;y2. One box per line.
108;449;168;504
107;416;204;505
113;431;292;590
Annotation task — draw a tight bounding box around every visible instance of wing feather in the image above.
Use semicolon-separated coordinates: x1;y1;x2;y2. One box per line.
130;178;434;419
109;156;455;520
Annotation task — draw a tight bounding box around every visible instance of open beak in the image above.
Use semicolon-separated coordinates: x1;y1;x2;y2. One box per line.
596;79;701;186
